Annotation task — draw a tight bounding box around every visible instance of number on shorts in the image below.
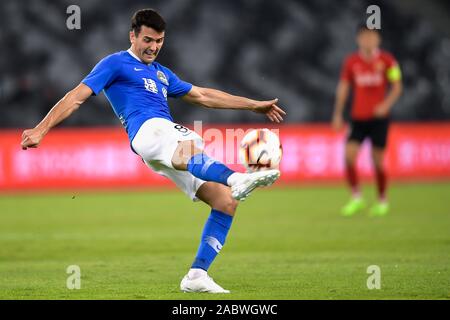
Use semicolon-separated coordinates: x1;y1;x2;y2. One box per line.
174;124;189;134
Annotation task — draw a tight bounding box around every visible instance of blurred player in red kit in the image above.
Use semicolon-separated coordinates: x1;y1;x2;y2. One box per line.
332;24;403;216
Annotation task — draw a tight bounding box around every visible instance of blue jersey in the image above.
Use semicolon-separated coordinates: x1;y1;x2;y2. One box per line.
82;50;192;143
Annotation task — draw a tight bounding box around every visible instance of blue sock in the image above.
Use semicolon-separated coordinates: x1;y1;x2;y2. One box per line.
187;153;235;186
191;209;233;271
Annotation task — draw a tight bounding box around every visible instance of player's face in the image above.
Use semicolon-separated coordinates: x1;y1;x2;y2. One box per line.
130;26;165;64
357;30;381;53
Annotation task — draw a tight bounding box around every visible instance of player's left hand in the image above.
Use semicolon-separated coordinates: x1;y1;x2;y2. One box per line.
374;103;390;118
252;98;286;123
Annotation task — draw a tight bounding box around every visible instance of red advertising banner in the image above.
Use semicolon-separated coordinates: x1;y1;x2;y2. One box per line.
277;123;450;183
1;123;449;191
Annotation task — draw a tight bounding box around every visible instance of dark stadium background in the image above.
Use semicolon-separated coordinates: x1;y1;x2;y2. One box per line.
1;0;450;128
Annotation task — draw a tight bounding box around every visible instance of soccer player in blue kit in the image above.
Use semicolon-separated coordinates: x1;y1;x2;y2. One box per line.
21;9;286;293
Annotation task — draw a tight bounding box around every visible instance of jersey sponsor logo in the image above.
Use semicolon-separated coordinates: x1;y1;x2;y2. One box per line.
134;67;143;71
355;72;383;86
157;70;169;85
205;236;223;253
162;87;167;100
142;78;158;93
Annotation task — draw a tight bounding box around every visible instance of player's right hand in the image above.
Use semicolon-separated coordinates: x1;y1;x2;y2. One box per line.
21;128;45;150
332;114;344;131
252;98;286;123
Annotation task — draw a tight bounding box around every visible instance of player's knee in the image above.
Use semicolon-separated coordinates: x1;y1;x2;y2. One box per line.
228;197;239;214
345;150;358;166
345;154;357;167
372;149;385;171
214;196;238;216
373;159;384;171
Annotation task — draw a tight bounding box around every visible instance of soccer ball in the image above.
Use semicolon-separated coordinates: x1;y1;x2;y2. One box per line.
239;128;282;172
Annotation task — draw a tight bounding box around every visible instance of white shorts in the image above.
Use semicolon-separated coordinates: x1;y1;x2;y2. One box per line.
131;117;206;201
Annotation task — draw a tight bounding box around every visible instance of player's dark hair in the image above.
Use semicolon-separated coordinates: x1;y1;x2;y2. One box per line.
131;9;166;35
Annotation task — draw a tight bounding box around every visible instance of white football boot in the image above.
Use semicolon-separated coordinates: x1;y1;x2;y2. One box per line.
180;273;230;293
228;169;280;201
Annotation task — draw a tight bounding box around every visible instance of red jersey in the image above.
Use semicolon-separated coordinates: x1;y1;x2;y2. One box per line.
340;50;400;120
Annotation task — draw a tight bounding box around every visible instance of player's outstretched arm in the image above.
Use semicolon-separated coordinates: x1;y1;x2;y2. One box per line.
21;83;93;150
182;86;286;123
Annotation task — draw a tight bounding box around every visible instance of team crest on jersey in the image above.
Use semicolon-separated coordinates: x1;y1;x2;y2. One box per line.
157;71;169;85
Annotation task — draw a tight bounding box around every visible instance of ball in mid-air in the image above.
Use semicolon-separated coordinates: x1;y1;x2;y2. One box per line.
239;128;282;172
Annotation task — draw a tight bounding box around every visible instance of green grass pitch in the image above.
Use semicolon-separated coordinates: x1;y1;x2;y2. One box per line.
0;182;449;299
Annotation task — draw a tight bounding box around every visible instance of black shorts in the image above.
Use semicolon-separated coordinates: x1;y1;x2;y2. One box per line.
347;118;390;148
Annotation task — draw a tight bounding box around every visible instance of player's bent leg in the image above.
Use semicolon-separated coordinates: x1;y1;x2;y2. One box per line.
172;140;280;201
195;182;238;216
180;182;236;293
370;146;389;216
171;140;202;171
342;141;365;216
172;140;235;185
